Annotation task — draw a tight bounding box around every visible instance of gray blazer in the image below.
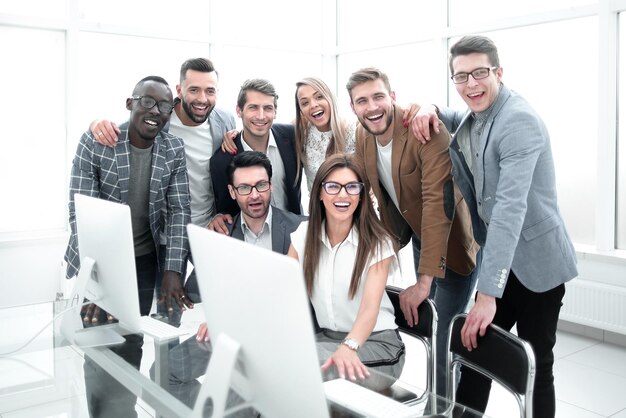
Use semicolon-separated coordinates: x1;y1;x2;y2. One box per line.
65;129;191;279
183;206;306;300
204;106;237;155
439;84;577;297
228;206;306;255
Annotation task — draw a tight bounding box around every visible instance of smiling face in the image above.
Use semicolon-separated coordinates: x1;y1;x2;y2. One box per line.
320;167;361;224
228;165;272;222
177;69;218;125
350;79;396;139
296;84;331;132
452;52;502;113
126;80;173;146
237;90;276;143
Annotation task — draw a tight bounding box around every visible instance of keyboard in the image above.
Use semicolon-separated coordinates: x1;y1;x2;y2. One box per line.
138;315;188;341
324;378;416;418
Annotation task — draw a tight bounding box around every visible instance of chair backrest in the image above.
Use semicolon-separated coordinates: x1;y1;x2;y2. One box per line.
447;313;536;418
385;286;437;398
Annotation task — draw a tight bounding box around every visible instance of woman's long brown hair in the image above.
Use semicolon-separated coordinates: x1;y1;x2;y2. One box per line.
303;154;395;299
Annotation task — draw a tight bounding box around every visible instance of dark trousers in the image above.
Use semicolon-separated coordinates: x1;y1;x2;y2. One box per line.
84;251;158;418
455;271;565;418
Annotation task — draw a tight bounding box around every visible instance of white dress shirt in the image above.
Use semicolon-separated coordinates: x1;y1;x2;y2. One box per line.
290;221;398;332
241;130;288;211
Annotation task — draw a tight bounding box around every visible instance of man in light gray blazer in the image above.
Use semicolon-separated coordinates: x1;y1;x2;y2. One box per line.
413;36;577;417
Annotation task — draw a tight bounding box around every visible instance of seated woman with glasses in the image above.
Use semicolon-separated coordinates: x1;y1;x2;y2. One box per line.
287;153;405;385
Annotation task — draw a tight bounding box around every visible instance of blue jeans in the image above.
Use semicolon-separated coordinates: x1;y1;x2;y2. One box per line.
412;235;480;397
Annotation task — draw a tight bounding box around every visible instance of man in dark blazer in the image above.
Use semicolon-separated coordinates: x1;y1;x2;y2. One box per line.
168;151;305;408
209;78;302;235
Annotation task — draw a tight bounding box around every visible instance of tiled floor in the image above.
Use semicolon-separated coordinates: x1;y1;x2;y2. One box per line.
398;325;626;418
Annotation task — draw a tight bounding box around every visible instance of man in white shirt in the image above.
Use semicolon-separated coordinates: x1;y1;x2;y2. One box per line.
208;79;302;234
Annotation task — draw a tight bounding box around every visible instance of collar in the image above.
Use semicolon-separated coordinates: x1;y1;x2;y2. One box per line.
473;83;504;123
320;220;359;250
241;129;277;153
241;205;273;235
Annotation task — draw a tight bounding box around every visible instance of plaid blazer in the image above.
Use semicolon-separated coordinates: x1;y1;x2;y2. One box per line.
64;129;191;279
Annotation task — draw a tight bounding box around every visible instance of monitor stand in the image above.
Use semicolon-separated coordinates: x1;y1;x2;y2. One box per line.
60;257;125;348
191;333;253;418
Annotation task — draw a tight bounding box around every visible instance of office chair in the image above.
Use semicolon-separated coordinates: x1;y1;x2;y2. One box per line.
447;313;536;418
382;285;437;404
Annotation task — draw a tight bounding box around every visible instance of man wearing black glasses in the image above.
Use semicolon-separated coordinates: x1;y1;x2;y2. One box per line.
346;67;480;397
165;151;305;409
411;36;577;417
65;75;191;417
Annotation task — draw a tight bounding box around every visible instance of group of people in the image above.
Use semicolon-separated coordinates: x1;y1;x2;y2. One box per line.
65;34;578;418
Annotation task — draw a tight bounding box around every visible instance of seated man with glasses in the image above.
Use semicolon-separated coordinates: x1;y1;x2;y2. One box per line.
163;150;306;409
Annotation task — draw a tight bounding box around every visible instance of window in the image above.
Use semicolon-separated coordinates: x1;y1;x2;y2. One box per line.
0;26;66;234
447;18;598;245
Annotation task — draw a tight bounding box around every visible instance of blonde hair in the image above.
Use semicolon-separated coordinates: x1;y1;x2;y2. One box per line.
294;77;350;181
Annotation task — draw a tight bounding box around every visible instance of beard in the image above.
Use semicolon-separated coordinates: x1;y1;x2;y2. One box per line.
359;110;393;136
181;99;213;124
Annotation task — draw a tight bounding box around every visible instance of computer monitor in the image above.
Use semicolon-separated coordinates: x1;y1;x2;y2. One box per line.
61;194;143;347
187;224;330;418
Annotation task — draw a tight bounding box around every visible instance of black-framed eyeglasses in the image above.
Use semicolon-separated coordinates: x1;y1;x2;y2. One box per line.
451;67;497;84
321;181;364;195
232;180;271;195
132;96;174;113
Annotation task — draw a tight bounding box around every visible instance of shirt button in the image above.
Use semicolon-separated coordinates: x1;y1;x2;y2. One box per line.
501;269;507;274
500;273;506;279
497;284;503;289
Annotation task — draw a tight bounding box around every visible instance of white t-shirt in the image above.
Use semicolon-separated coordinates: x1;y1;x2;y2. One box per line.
290;221;398;332
241;130;288;211
168;110;215;228
376;138;400;210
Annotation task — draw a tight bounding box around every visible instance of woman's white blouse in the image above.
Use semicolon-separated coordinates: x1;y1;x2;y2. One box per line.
290;221;398;332
303;123;356;192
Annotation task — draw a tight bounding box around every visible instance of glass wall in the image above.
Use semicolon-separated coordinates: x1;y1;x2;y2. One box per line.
617;12;626;249
0;26;66;234
0;0;623;254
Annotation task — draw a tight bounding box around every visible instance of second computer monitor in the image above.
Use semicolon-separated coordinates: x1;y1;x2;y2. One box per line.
187;224;330;418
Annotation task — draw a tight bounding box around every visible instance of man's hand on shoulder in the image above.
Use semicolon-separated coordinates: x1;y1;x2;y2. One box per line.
89;119;120;147
207;213;233;235
410;104;440;144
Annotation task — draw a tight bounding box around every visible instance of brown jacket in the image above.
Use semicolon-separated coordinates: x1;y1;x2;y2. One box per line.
355;105;478;277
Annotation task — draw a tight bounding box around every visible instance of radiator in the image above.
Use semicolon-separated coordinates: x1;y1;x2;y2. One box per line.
561;279;626;335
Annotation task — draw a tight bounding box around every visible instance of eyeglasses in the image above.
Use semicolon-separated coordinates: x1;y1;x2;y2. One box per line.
451;67;497;84
131;96;174;113
321;181;364;195
232;180;271;195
